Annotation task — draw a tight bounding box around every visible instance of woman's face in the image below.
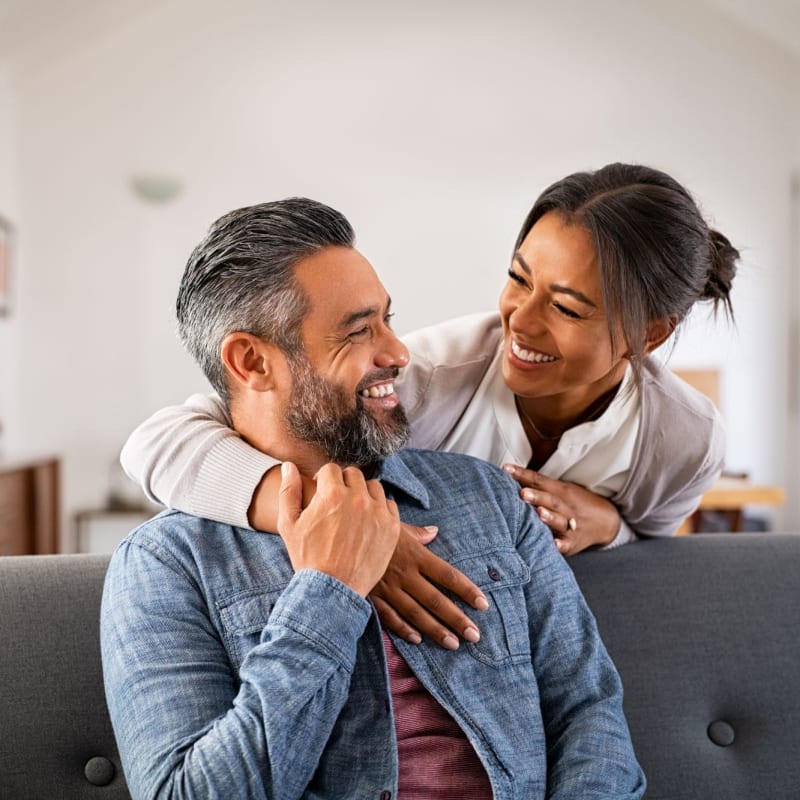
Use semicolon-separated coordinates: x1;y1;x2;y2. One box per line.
499;211;628;405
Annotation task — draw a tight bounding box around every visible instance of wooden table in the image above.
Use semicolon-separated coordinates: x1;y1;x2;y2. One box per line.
679;476;786;534
0;455;60;554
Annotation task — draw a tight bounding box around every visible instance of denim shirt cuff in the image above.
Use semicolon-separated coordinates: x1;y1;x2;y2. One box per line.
268;569;373;667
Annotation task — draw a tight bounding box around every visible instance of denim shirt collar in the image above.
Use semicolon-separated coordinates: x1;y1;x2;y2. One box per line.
373;452;432;510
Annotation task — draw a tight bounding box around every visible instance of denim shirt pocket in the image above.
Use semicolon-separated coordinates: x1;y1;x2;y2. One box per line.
217;585;289;674
450;548;531;667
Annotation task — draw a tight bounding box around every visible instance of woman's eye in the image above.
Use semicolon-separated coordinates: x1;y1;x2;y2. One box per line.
507;268;527;287
554;303;581;320
384;312;395;327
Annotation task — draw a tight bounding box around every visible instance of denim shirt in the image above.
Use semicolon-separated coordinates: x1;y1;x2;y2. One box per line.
101;449;645;800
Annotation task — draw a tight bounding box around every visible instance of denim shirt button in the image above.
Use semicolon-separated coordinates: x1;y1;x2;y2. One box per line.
379;791;391;800
487;567;501;581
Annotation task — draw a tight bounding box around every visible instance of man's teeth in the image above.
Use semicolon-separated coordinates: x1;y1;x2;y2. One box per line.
360;382;395;398
511;340;556;363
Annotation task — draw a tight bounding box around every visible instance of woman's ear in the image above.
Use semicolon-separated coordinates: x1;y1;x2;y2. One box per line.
221;333;279;392
644;315;679;354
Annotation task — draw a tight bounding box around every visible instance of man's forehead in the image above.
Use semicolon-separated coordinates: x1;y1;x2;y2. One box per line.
293;246;391;324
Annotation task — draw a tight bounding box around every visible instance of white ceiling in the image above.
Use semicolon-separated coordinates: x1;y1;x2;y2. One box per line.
0;0;799;70
703;0;800;60
0;0;164;73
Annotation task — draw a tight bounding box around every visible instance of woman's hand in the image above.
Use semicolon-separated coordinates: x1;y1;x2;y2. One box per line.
503;464;621;555
257;464;489;648
370;523;489;650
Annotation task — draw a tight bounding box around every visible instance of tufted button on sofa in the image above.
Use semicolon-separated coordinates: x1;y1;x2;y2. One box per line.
1;534;799;799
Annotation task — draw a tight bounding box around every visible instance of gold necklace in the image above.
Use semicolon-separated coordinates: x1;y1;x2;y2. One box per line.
515;399;565;441
516;390;617;442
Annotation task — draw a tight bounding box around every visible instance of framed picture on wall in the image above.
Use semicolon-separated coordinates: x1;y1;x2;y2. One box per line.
0;216;12;317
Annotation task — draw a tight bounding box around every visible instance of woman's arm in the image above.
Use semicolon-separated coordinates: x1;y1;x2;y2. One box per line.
120;392;274;528
121;314;501;527
121;392;488;646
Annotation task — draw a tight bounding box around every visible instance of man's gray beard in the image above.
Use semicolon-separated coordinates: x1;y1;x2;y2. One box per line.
285;356;409;467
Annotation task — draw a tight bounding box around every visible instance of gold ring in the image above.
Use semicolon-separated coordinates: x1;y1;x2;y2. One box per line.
567;517;577;532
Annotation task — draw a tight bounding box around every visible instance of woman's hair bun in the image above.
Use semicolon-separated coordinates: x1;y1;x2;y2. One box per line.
703;229;738;318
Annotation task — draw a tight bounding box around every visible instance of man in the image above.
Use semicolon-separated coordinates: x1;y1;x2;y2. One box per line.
101;198;645;799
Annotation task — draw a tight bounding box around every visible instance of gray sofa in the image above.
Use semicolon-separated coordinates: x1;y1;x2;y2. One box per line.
1;533;799;799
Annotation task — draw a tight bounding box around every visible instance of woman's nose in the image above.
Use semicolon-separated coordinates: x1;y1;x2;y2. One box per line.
510;293;545;336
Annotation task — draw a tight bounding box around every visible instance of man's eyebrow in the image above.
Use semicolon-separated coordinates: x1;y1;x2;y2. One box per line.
513;252;597;308
338;296;392;329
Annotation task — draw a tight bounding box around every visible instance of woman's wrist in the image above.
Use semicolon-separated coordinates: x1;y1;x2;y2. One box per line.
248;466;316;531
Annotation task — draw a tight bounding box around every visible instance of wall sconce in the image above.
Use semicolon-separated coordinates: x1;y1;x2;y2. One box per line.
130;174;183;204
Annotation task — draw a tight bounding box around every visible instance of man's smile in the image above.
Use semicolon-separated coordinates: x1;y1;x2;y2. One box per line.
359;381;396;399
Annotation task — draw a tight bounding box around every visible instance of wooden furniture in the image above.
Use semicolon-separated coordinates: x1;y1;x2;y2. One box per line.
679;475;786;534
671;369;785;534
673;368;721;408
0;455;60;555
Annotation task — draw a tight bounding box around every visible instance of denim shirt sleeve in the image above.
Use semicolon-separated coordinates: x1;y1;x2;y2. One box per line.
100;539;372;800
512;501;646;799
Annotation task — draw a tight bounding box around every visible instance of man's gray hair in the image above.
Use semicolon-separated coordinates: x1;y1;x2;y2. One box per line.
176;198;355;403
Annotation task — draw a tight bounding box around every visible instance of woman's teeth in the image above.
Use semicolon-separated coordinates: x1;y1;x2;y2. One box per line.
511;340;556;363
360;383;395;398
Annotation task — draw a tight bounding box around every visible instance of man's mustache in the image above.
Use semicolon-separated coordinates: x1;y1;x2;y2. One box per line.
355;368;400;395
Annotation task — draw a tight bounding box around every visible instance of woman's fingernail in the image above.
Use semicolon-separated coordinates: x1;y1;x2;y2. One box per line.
463;626;481;643
407;632;422;644
522;489;535;503
502;463;517;474
423;525;438;535
474;594;489;611
442;634;460;650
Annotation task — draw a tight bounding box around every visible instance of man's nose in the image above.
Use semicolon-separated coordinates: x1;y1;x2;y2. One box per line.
375;328;409;368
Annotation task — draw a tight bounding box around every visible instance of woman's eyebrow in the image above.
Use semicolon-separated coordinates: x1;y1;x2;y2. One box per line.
514;252;596;307
513;252;532;275
550;283;597;308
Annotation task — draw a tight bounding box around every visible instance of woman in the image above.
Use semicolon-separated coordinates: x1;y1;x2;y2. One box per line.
122;162;738;642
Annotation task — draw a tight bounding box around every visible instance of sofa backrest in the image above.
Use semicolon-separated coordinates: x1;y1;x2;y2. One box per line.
570;532;800;800
1;534;798;799
0;554;130;799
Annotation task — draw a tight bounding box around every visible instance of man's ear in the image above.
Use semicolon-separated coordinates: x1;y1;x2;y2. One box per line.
220;332;281;392
643;315;679;354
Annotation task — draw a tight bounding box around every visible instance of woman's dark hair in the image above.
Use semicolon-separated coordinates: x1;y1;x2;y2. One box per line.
515;163;738;381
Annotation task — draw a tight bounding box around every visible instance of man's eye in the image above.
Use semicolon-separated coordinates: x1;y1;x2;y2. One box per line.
348;326;370;340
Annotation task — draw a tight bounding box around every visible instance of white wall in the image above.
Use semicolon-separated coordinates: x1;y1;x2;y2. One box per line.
0;63;18;455
7;0;800;538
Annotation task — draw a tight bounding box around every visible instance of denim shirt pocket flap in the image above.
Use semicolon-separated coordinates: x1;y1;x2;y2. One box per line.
217;586;288;673
450;549;531;667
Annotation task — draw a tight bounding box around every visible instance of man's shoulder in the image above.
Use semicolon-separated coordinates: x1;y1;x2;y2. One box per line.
110;509;250;574
398;447;507;476
392;448;519;506
127;508;229;544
